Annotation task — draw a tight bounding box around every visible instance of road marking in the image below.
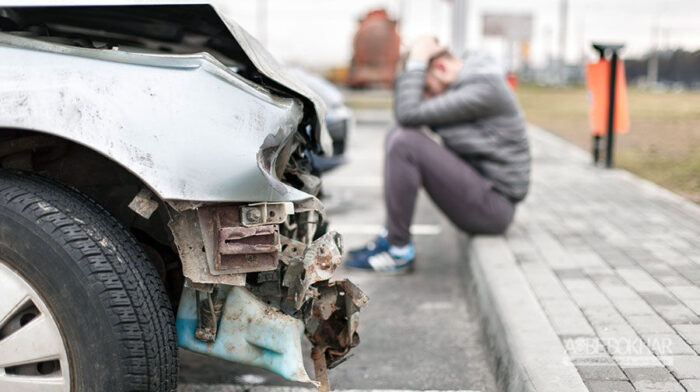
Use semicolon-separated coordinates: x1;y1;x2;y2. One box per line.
329;224;442;236
324;176;383;188
179;386;479;392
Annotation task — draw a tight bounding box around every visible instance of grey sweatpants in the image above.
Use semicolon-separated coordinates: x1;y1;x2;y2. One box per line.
385;126;515;246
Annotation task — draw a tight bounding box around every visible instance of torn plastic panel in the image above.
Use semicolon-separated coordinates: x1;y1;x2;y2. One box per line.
176;285;314;383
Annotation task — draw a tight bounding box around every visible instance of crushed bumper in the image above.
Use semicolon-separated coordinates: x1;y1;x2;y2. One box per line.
171;202;367;389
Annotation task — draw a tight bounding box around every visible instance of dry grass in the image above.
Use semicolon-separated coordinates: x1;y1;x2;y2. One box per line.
516;85;700;203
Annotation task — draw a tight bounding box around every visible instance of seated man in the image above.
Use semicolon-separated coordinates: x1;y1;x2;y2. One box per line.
345;37;531;273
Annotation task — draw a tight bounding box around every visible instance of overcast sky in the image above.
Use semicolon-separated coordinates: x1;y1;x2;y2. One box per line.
214;0;700;70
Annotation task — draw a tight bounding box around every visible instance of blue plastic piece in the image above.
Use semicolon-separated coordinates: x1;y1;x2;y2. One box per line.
176;286;312;383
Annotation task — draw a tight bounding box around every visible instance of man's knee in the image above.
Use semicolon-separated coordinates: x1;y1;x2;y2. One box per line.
386;126;423;157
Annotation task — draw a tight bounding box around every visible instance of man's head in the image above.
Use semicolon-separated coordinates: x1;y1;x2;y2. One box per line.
424;50;464;98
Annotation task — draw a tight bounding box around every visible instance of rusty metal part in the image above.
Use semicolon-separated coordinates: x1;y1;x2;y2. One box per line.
194;287;224;343
128;188;159;219
168;209;246;286
279;235;307;265
312;347;330;392
170;200;367;387
282;231;343;309
217;225;279;271
184;278;214;294
304;280;368;370
241;202;293;227
198;205;283;275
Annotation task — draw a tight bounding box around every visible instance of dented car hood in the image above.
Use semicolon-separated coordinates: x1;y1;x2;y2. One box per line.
0;0;333;156
220;17;333;156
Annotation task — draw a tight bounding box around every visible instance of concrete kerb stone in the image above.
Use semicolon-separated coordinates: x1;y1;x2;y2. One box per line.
460;233;588;392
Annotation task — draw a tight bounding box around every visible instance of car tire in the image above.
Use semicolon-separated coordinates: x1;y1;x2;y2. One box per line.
0;170;177;391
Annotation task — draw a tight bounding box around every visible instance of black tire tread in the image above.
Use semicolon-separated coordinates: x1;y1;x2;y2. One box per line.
0;170;177;391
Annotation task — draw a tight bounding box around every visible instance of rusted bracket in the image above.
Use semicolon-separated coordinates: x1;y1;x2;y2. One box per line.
198;204;291;275
241;202;293;226
217;225;279;272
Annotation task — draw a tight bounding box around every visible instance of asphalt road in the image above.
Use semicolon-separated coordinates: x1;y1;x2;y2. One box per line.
178;109;499;392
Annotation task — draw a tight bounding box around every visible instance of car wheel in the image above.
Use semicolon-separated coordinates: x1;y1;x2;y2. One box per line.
0;171;177;391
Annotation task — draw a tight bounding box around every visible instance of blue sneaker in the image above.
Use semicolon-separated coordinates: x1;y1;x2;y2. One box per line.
345;236;415;274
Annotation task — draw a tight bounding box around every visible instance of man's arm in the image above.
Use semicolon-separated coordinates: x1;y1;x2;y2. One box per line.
394;67;496;128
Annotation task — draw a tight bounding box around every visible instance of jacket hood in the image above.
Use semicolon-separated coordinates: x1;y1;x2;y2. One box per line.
459;52;503;79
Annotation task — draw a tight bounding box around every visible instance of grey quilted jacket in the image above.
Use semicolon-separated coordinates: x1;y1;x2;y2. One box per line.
394;53;531;202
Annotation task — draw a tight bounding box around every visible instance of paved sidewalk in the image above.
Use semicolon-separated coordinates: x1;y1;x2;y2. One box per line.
470;125;700;392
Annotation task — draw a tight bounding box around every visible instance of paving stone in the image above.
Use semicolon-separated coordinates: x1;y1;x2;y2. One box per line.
563;336;609;360
614;355;660;368
569;285;613;309
667;285;700;303
622;366;677;385
576;361;628;381
629;379;686;392
519;260;570;299
654;304;700;324
674;324;700;345
623;368;688;392
640;292;680;307
609;299;657;317
681;379;700;392
595;278;639;300
684;299;700;315
615;268;666;295
625;314;674;335
541;298;596;336
641;333;696;355
585;380;635;392
659;355;700;379
555;267;587;279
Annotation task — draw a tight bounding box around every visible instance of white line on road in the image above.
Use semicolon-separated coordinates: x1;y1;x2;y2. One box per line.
329;224;442;236
323;176;383;188
179;386;479;392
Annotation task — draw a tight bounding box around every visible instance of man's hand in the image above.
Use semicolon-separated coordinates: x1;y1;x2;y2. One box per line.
408;36;443;62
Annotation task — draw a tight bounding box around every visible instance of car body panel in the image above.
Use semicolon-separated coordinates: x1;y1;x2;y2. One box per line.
0;33;312;203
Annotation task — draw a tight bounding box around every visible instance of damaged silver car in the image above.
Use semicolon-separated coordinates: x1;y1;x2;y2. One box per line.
0;2;366;391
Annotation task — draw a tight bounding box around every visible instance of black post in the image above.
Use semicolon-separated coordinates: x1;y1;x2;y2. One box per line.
591;43;624;168
605;51;618;168
593;135;601;163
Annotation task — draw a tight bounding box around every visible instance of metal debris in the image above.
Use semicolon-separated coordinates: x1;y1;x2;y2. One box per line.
279;235;307;264
305;281;367;371
128;188;159;219
312;347;330;392
171;200;366;391
168;209;246;286
283;231;343;309
194;287;224;343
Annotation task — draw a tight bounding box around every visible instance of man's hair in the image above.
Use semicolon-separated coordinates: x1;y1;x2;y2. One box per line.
428;49;453;67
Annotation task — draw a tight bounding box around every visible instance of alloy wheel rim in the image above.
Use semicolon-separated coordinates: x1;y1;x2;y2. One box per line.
0;261;71;391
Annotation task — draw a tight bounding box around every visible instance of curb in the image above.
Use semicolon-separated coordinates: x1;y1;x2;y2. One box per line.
460;234;588;392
